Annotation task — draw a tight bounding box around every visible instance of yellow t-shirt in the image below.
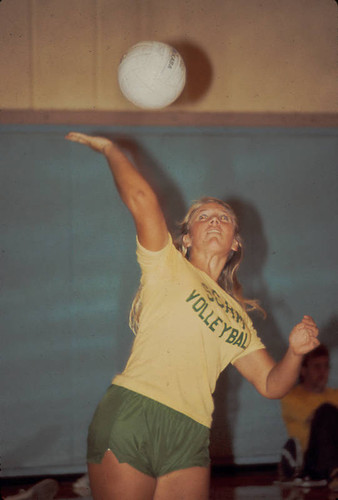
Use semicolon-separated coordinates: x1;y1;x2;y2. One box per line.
281;384;338;452
113;234;265;428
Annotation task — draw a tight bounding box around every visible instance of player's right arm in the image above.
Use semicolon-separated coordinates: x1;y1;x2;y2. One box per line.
65;132;168;251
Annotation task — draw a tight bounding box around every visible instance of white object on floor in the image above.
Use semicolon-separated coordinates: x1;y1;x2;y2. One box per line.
72;474;91;497
4;479;59;500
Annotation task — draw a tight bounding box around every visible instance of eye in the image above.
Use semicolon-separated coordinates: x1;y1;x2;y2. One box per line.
220;214;230;222
198;213;208;220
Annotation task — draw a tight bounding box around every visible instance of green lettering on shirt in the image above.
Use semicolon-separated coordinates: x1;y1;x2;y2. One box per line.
212;290;224;308
186;288;249;349
186;290;200;303
219;322;232;338
201;283;214;302
198;302;209;319
241;333;249;349
233;331;245;347
202;309;214;326
225;301;235;319
226;328;239;344
209;316;222;332
193;297;206;312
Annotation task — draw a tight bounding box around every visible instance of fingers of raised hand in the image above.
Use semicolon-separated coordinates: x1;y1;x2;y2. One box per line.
65;132;112;153
65;132;89;144
299;315;319;337
290;317;320;354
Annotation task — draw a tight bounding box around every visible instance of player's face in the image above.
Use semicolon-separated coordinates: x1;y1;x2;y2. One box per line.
301;355;329;393
183;202;238;257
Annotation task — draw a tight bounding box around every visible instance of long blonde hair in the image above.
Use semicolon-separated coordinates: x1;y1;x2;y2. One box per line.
175;197;266;317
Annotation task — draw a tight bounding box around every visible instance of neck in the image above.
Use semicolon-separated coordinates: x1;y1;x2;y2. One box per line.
189;250;228;282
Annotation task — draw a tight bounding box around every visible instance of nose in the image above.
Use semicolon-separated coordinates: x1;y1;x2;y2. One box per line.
209;216;220;224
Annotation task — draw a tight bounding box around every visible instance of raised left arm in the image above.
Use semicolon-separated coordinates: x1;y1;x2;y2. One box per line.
234;315;319;399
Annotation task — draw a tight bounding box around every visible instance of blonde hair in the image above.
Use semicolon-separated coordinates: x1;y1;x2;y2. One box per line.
175;197;266;317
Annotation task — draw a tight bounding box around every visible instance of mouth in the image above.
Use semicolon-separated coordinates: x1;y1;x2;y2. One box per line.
207;229;221;234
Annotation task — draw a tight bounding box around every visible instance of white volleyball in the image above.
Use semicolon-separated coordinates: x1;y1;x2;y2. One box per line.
118;41;186;109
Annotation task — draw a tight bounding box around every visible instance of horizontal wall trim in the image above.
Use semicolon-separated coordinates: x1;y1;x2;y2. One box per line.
0;110;337;127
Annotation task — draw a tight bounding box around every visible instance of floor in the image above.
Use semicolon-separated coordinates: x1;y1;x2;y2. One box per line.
2;466;336;500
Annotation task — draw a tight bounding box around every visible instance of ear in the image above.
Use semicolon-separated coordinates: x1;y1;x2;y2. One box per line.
231;238;239;252
183;233;192;248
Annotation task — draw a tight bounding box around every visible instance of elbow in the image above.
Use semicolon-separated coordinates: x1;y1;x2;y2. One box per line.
265;392;284;400
261;380;290;400
261;385;291;400
124;188;159;213
257;388;281;400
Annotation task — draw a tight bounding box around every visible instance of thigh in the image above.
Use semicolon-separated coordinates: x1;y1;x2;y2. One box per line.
154;466;210;500
88;449;156;500
88;385;155;475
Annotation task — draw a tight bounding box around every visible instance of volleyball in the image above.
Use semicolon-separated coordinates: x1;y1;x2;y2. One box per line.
118;41;186;109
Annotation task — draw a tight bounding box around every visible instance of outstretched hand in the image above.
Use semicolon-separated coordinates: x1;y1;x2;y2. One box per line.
65;132;113;154
289;315;320;356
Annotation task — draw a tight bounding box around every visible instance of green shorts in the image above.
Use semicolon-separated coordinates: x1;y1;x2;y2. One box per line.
87;384;210;477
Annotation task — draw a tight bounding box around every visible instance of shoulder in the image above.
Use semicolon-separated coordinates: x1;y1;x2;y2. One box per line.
324;387;338;403
136;232;173;261
136;232;189;273
325;386;338;394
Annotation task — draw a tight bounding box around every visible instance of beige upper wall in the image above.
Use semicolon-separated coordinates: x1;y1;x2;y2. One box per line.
0;0;337;113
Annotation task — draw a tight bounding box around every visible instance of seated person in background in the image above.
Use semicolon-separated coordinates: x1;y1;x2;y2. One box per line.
280;344;338;488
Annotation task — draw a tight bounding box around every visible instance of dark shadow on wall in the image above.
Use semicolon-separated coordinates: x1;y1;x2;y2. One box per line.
319;316;338;351
210;197;287;464
112;135;188;234
228;197;289;356
93;133;189;226
167;40;213;105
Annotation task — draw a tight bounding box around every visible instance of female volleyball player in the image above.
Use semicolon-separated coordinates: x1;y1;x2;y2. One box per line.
65;132;319;500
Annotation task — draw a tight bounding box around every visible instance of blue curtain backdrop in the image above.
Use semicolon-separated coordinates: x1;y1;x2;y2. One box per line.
1;124;337;476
